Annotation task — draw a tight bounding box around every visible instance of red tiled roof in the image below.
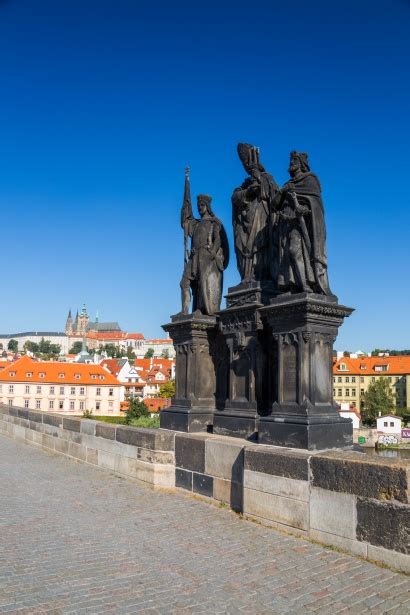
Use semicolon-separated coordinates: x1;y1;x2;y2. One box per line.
333;356;410;375
0;355;120;386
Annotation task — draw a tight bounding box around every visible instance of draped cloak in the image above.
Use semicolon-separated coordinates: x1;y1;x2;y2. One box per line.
280;172;332;295
232;171;278;281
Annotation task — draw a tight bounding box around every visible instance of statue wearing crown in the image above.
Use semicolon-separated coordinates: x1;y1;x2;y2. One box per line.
180;169;229;316
272;151;332;295
232;143;279;284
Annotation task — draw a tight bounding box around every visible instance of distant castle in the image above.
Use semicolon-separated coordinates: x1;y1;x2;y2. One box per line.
65;305;121;337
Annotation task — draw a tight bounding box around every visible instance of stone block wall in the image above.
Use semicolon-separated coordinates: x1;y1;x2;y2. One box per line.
0;405;175;488
1;404;409;573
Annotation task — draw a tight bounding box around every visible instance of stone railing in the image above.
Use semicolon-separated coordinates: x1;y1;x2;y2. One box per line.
1;404;409;573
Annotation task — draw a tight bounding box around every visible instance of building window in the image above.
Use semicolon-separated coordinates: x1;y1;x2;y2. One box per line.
49;400;54;409
50;386;55;394
96;387;101;396
99;375;104;380
109;401;113;408
91;375;97;380
345;389;350;396
360;377;364;383
345;377;350;383
39;372;45;378
10;371;16;377
360;389;364;395
371;377;375;383
96;402;100;411
24;399;29;408
333;377;336;383
80;387;85;395
384;421;388;427
25;385;30;394
36;400;41;409
25;372;33;377
79;401;84;410
339;363;347;371
58;373;65;379
59;401;64;410
36;386;41;394
70;387;75;395
338;389;342;396
8;399;13;406
59;387;64;395
75;374;80;379
351;377;356;383
70;401;75;410
109;388;113;396
338;377;342;383
8;385;14;393
351;388;356;396
333;389;336;396
375;365;388;372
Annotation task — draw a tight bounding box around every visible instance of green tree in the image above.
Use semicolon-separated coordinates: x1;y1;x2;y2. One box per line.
7;339;18;352
144;347;154;359
124;398;149;424
362;377;396;424
158;381;175;399
126;346;136;360
24;340;39;353
69;341;83;354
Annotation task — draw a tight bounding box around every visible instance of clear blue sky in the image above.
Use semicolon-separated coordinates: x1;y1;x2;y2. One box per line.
0;0;409;351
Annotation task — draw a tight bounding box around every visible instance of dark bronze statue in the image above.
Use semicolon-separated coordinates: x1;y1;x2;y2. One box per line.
232;143;278;283
272;151;332;295
180;168;229;316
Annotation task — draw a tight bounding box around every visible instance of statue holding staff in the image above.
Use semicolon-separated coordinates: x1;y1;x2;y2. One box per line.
179;168;229;316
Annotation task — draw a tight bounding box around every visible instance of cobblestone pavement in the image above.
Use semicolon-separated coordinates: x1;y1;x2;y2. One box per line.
0;435;409;614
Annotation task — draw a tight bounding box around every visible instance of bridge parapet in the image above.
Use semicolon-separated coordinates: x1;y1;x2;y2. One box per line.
0;403;409;573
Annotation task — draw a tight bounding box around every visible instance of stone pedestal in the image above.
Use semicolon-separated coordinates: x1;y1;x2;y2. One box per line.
160;313;218;433
258;293;354;450
213;285;268;440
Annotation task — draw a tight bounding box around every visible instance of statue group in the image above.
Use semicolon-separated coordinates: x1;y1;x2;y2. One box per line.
180;145;332;316
164;144;353;451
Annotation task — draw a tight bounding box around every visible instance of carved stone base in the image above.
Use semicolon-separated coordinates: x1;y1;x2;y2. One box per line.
258;293;354;450
160;406;213;433
160;313;218;433
213;409;258;440
213;291;267;440
258;413;352;450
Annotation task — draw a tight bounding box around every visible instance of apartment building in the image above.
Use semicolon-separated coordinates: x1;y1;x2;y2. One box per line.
0;355;123;414
333;356;409;411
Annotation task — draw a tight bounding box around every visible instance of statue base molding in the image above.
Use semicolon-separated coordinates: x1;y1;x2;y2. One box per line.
160;313;218;433
258;293;353;450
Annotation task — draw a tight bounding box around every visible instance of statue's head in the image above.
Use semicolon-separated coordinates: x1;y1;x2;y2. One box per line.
289;151;310;177
237;143;264;175
197;194;213;217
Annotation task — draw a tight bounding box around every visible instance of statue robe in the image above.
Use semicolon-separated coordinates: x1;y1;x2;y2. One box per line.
281;172;332;295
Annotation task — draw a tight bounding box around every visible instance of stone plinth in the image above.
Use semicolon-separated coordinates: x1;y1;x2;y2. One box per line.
258;293;354;450
160;313;218;432
213;286;268;439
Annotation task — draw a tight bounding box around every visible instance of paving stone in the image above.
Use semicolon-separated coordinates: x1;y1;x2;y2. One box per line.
0;432;409;613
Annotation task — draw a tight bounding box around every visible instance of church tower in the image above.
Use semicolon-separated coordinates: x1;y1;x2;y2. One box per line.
65;309;73;336
77;304;89;336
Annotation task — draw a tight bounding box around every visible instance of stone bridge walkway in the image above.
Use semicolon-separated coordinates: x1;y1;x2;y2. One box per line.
0;435;409;614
